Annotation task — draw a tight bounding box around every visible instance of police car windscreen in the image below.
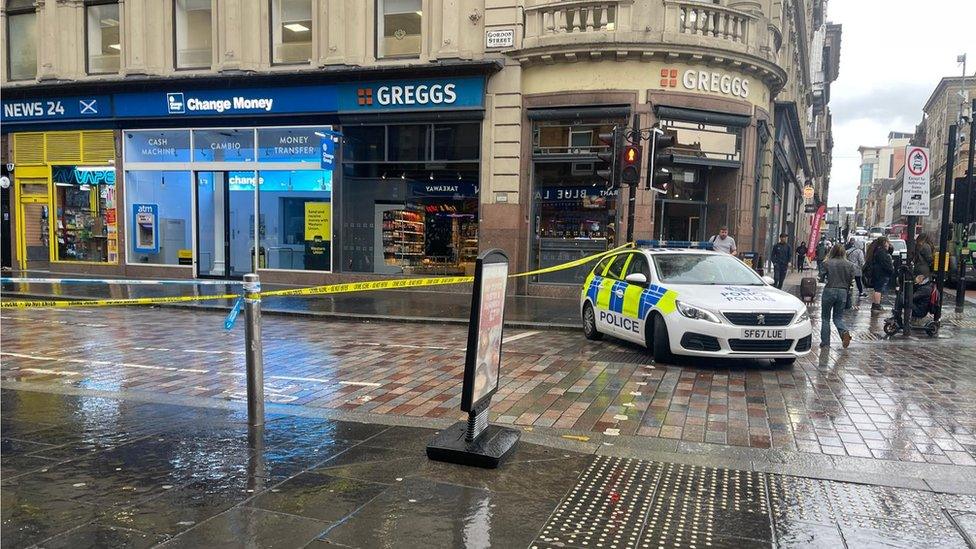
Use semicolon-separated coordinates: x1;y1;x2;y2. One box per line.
653;254;764;285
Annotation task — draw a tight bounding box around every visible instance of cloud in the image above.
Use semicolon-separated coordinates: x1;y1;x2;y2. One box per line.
831;84;931;129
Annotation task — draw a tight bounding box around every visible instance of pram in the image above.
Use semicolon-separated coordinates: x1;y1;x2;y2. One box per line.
883;271;940;337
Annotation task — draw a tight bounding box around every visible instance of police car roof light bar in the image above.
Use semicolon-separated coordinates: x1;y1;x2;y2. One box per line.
636;240;715;250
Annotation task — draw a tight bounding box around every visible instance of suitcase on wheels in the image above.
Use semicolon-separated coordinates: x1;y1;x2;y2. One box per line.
800;277;818;303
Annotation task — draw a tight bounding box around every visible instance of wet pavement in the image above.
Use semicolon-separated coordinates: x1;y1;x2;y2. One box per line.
2;389;975;548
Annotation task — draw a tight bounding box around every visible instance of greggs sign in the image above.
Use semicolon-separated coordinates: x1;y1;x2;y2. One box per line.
660;68;751;99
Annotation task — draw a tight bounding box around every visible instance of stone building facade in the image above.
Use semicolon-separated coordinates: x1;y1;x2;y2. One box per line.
1;0;838;293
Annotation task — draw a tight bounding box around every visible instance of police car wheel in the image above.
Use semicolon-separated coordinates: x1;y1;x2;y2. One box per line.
582;303;603;341
651;315;675;363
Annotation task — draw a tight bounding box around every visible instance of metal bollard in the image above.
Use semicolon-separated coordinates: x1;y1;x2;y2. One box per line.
243;273;264;426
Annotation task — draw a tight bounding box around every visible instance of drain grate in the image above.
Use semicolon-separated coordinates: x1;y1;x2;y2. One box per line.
592;350;656;366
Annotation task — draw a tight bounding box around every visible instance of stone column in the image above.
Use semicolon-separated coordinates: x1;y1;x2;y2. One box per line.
216;0;243;71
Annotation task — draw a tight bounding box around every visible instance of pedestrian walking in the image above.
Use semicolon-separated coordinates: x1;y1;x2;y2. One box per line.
845;238;866;304
770;233;791;289
865;236;894;315
795;241;808;272
913;233;934;277
709;226;737;255
821;243;855;348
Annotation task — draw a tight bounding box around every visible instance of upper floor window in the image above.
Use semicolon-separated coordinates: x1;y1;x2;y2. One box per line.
377;0;422;58
6;0;36;80
271;0;311;64
174;0;212;69
86;1;120;74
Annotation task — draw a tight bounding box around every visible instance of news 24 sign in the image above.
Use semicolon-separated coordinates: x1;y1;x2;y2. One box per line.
901;146;931;216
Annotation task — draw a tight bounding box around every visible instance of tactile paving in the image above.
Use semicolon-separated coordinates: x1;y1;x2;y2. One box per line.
534;455;660;549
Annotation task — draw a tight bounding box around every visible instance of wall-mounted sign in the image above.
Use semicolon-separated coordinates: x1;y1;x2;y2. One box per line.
803;185;815;200
1;95;112;122
320;138;335;169
124;130;191;162
901;146;931;216
178;249;193;265
486;29;515;48
660;67;750;99
133;203;159;254
52;166;116;185
0;176;9;190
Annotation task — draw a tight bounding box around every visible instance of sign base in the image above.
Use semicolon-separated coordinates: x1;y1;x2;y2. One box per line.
426;421;519;469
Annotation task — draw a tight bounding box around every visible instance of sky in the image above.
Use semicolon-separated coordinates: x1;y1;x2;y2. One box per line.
826;0;976;208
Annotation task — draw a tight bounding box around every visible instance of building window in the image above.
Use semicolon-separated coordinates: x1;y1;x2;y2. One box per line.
174;0;212;69
6;0;36;81
271;0;312;64
531;117;622;284
377;0;422;58
86;1;121;74
52;165;118;263
340;123;480;275
125;171;193;265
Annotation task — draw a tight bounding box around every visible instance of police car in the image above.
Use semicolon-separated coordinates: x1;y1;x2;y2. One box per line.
580;241;813;365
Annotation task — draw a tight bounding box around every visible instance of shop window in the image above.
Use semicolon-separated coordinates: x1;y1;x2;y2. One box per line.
387;125;429;162
343;126;386;162
125;171;192;265
341;164;479;275
174;0;212;69
124;130;191;163
432;123;480;161
6;0;36;81
53;165;118;263
86;1;121;74
658;119;742;163
271;0;312;64
533;120;617;156
257;127;332;163
378;0;422;58
192;129;255;162
257;170;333;271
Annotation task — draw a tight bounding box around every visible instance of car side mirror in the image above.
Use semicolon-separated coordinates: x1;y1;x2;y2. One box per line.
625;273;648;285
761;275;775;285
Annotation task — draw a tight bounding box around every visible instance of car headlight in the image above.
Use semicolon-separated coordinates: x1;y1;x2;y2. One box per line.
676;300;722;323
793;309;810;325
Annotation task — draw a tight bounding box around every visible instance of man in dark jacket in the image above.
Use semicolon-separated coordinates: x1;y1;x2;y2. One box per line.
770;233;791;289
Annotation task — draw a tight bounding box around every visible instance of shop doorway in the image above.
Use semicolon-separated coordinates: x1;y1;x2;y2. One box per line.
15;179;52;272
195;171;254;278
657;200;706;241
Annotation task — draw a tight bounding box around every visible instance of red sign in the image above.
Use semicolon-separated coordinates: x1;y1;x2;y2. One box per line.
807;205;826;261
105;208;117;225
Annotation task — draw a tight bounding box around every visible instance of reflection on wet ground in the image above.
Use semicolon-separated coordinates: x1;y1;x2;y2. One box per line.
3;389;974;548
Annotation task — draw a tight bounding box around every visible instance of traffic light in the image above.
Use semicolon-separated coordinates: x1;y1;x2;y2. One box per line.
953;175;973;224
648;129;676;192
621;145;641;185
596;128;622;188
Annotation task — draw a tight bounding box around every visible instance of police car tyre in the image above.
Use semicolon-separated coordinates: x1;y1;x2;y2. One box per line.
651;315;675;363
582;303;603;341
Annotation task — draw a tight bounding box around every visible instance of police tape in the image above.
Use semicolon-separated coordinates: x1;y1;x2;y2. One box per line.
0;293;241;309
1;277;242;286
1;243;635;308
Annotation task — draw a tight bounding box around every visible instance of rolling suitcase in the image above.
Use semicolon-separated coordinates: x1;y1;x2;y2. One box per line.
799;277;818;303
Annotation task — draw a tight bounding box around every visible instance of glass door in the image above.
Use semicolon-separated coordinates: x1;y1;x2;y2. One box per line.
16;179;52;272
195;171;255;278
657;201;706;241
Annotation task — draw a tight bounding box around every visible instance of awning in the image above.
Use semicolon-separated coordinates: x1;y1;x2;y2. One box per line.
655;106;752;128
526;106;631;121
673;155;741;169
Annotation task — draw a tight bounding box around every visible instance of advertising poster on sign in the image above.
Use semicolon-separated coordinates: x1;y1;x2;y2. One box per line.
462;253;509;412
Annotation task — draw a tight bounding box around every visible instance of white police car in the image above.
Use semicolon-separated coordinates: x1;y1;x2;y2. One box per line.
580;242;813;365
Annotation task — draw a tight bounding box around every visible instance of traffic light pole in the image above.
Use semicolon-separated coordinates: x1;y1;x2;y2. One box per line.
935;124;958;321
957;99;975;312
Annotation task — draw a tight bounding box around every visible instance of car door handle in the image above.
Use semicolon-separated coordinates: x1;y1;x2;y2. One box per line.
614;289;624;298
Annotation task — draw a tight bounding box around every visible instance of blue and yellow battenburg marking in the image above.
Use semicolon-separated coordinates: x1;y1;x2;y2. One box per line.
583;274;679;320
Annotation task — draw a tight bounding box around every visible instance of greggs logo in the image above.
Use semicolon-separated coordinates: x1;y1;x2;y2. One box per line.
660;67;751;99
355;83;458;107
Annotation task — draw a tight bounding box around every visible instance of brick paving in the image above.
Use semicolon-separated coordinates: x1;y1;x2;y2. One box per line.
2;296;975;467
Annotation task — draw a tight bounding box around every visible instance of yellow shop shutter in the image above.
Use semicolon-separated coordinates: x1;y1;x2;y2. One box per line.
81;131;116;163
13;133;45;165
45;132;82;164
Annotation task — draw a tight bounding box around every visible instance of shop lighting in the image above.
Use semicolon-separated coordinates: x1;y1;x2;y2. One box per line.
314;132;326;137
78;184;91;191
415;10;423;15
55;182;73;187
400;173;406;180
284;23;310;32
457;173;462;180
429;173;434;180
381;172;387;180
74;166;113;172
108;44;121;51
